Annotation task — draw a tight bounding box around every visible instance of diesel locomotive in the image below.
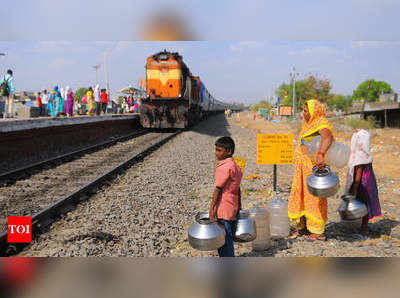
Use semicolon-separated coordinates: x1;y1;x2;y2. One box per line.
139;50;232;128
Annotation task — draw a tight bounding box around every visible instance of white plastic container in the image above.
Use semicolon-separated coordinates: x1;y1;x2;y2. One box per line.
267;199;290;238
304;135;350;169
248;207;271;251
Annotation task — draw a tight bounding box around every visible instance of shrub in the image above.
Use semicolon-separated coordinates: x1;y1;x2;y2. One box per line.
345;115;379;129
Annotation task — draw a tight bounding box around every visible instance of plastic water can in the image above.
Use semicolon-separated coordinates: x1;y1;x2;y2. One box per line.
267;199;290;238
304;135;350;168
248;206;271;251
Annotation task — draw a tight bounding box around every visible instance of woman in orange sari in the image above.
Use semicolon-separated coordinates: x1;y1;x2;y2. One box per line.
288;99;334;240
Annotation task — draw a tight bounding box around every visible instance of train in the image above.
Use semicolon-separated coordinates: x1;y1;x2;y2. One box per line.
139;50;239;128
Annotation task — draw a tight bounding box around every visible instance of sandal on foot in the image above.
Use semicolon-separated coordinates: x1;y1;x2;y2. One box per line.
305;233;326;241
289;229;308;239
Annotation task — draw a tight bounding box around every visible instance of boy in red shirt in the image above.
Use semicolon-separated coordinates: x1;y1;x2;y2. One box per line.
37;92;42;116
100;89;108;114
209;136;243;257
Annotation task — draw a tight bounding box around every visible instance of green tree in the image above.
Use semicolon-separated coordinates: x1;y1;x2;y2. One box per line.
327;94;353;112
352;79;392;102
276;75;333;112
251;100;272;113
75;87;88;103
118;96;125;106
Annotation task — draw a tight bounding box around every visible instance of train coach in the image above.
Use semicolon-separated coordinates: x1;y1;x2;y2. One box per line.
139;50;234;129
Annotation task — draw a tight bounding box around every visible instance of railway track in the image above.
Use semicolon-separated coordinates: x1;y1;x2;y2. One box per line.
0;129;149;184
0;129;182;256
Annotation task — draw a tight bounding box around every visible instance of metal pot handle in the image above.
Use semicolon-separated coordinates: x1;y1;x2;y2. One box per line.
340;194;355;201
195;212;216;224
312;165;331;176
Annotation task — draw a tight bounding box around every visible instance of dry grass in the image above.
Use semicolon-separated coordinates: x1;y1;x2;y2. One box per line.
345;115;379;130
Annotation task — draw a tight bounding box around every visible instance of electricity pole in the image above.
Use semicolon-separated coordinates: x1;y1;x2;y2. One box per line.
0;53;5;76
104;52;110;91
103;46;115;110
290;67;299;117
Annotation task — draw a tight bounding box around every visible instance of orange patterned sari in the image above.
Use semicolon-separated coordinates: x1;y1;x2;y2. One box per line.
288;100;333;234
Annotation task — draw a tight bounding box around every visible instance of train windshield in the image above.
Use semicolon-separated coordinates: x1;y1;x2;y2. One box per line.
158;54;169;60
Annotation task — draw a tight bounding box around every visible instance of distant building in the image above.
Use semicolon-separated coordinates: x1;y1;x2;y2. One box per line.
379;93;398;102
363;101;400;127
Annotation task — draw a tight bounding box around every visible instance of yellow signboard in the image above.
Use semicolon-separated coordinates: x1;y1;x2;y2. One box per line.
257;134;294;165
233;156;246;172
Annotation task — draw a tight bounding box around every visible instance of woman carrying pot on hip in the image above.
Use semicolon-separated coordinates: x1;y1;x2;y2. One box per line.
288;99;334;241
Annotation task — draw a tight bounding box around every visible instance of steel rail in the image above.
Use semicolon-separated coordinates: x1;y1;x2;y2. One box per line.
0;130;150;184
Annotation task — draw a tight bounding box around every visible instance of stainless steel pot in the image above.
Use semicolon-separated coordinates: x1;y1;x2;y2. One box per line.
234;210;257;243
188;212;226;251
338;194;368;221
306;166;340;198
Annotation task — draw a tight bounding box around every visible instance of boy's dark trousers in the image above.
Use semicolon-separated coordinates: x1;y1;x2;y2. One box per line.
101;103;107;114
95;102;101;116
217;219;236;257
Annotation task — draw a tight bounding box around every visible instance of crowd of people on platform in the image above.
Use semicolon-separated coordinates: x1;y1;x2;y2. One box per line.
0;68;115;119
1;68;145;119
122;95;140;113
35;84;109;117
77;85;110;117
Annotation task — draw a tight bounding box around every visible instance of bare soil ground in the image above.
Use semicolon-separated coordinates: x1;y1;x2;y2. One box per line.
173;112;399;257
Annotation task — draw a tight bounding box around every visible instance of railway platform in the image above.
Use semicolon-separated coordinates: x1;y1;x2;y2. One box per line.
0;114;141;174
0;114;139;133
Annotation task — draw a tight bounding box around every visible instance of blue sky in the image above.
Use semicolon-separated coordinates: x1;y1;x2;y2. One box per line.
1;41;399;104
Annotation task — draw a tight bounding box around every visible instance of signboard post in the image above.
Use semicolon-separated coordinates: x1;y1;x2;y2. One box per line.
257;134;294;193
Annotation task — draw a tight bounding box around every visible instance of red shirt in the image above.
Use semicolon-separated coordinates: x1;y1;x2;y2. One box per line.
100;92;108;103
214;157;243;220
37;96;42;107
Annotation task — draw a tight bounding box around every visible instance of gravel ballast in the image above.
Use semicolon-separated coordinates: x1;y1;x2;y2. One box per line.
1;132;168;233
